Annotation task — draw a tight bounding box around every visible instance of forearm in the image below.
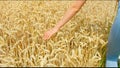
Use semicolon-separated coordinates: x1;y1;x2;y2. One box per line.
55;8;79;29
54;0;86;30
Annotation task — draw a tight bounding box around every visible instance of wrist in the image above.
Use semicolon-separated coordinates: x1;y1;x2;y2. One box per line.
54;26;60;31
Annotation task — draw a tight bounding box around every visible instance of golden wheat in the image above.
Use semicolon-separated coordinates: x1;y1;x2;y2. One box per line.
0;1;118;67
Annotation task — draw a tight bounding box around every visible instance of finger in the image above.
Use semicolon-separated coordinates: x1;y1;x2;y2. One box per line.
43;34;49;40
47;35;52;40
46;35;50;40
45;34;51;40
43;34;48;40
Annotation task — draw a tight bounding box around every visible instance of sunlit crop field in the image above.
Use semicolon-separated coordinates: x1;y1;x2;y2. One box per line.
0;1;118;67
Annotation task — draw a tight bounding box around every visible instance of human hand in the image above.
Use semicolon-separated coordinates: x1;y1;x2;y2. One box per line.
43;27;59;40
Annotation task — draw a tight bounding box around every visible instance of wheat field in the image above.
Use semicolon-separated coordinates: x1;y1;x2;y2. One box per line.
0;0;118;67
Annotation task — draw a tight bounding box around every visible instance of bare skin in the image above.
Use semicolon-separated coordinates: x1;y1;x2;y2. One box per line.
43;0;118;40
43;0;86;40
